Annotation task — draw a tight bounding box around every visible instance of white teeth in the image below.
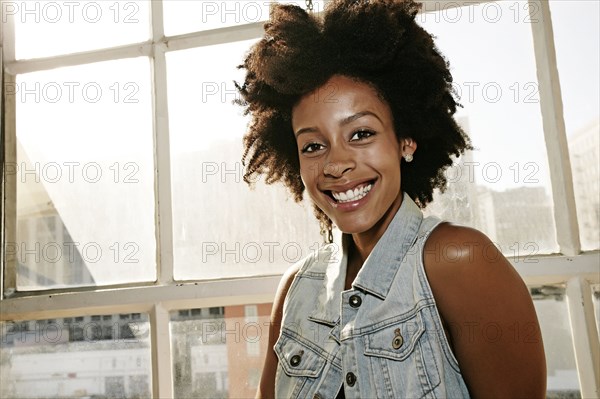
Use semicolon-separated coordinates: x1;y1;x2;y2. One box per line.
331;183;373;203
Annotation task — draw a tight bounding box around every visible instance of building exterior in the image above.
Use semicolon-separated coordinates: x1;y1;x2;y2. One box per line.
484;186;557;255
1;304;274;398
225;304;272;399
1;314;151;398
569;119;600;250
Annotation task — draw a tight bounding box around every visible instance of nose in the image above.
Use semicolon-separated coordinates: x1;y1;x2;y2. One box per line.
323;144;355;178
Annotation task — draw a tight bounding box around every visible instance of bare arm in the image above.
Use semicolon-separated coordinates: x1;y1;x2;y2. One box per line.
424;223;547;399
256;263;301;399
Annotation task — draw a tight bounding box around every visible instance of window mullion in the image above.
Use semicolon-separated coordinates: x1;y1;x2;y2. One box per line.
4;43;154;75
0;8;16;63
565;276;600;396
161;22;264;52
1;9;16;300
150;302;173;399
0;276;281;321
1;71;17;300
511;252;599;286
528;0;580;256
150;0;174;285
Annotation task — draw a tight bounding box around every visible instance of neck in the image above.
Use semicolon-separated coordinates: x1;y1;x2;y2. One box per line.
350;191;404;265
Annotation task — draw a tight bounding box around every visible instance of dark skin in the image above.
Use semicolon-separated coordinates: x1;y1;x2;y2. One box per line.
256;76;546;399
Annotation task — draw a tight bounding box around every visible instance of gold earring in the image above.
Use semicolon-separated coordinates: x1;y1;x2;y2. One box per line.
319;219;333;244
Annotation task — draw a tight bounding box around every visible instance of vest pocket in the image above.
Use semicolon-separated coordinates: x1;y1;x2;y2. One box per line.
274;329;328;398
364;310;426;360
363;310;441;398
275;330;327;377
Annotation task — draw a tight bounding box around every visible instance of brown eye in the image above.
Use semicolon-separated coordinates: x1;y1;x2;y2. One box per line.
301;142;324;153
350;129;375;141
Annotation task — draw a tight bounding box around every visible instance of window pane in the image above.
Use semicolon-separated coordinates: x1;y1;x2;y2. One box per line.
12;58;156;290
550;0;600;251
170;304;272;398
0;313;152;398
163;0;326;36
9;0;150;59
531;285;581;398
419;2;558;255
167;41;321;280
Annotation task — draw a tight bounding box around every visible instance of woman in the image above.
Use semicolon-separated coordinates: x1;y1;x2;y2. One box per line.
235;1;546;398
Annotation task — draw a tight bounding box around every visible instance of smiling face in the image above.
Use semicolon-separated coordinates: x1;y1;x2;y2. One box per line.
292;75;415;237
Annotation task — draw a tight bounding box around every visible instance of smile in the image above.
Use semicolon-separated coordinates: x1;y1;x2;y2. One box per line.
327;181;375;204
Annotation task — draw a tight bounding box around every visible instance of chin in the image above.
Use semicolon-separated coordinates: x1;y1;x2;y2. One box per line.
332;218;375;235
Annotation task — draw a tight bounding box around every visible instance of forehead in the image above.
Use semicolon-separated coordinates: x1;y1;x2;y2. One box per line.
292;75;391;124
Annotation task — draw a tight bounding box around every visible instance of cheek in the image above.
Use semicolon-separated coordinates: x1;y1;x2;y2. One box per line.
380;147;402;188
299;160;319;192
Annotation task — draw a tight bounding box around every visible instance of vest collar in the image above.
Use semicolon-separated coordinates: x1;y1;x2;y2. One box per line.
308;193;423;326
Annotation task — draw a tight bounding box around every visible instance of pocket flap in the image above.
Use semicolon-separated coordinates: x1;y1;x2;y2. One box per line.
275;330;327;378
364;311;426;361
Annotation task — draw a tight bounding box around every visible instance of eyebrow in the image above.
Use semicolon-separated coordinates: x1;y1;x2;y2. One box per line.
294;111;382;137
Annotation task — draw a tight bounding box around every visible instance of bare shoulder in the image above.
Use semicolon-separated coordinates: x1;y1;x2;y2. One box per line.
423;222;546;398
424;222;497;267
422;222;534;308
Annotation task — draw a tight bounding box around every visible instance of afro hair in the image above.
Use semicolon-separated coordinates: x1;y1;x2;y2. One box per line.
235;0;472;229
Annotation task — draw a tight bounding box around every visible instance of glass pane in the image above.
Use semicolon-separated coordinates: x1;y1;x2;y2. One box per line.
531;285;581;398
170;304;272;398
0;313;152;398
550;0;600;251
11;58;156;290
419;2;559;256
163;0;326;36
167;41;321;280
9;0;150;59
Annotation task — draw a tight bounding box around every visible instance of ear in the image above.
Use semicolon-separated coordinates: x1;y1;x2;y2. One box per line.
402;138;417;157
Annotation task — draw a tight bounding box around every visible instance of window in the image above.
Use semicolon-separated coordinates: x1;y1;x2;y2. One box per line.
13;58;156;290
166;40;322;280
549;0;600;251
191;308;203;317
1;1;598;398
532;285;581;397
245;305;261;356
420;1;557;256
12;1;151;59
0;313;151;398
170;304;271;399
209;307;225;317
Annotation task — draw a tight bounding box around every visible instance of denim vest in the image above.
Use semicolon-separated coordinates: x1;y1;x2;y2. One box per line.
274;193;471;399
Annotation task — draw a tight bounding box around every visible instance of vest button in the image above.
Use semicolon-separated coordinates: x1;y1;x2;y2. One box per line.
313;394;323;399
345;372;357;386
349;294;362;308
392;328;404;349
290;351;303;367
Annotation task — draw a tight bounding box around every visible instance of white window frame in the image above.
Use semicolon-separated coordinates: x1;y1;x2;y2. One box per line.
1;1;598;397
